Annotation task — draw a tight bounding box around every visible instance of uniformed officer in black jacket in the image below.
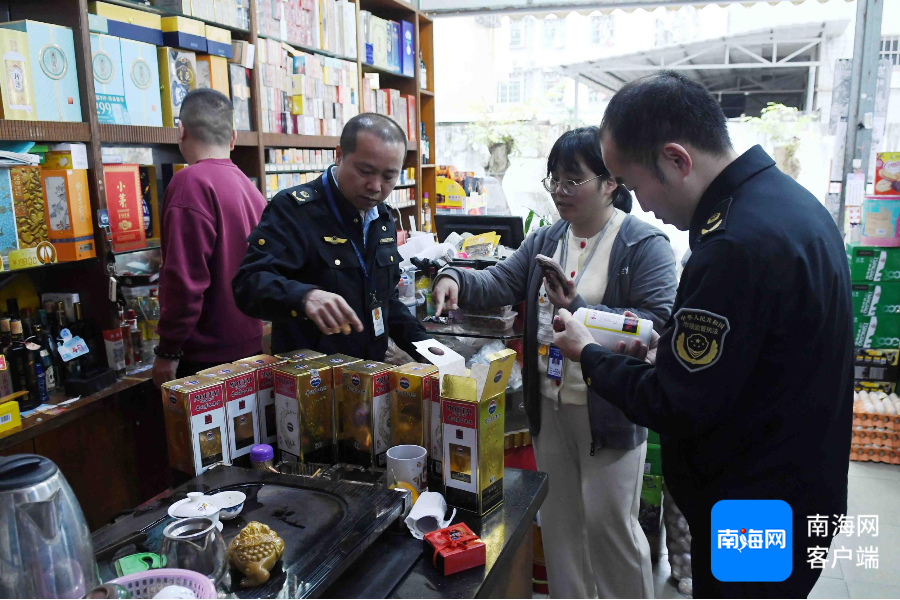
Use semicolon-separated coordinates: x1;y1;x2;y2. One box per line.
553;72;852;598
233;113;428;359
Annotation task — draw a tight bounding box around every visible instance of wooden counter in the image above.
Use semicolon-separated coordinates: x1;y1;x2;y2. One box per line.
0;374;172;530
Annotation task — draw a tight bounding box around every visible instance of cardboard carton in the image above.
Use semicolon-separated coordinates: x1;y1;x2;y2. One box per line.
273;361;333;464
40;169;95;261
161;376;228;476
197;365;259;460
233;354;287;446
441;348;516;515
340;360;392;468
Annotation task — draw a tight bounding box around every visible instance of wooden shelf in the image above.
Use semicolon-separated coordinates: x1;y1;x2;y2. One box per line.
419;89;435;97
419;12;433;23
362;63;415;80
99;126;258;146
359;0;419;16
257;33;357;63
99;0;251;35
422;164;436;168
0;120;91;142
262;133;340;148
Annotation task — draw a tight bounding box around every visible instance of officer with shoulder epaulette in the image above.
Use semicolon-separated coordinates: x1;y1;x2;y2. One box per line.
552;72;853;598
233;113;428;360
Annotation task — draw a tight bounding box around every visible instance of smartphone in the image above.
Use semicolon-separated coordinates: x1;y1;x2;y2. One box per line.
536;254;568;292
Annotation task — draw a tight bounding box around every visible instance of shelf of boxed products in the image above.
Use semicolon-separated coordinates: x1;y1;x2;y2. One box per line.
98;125;258;146
0;121;92;143
0;256;100;276
362;63;415;81
261;134;341;148
98;0;252;35
256;32;357;64
360;0;420;16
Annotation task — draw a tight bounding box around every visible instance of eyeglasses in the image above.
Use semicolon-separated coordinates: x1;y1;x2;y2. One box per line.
542;174;604;196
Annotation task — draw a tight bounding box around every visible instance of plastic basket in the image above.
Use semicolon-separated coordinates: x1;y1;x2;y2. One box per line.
108;568;217;599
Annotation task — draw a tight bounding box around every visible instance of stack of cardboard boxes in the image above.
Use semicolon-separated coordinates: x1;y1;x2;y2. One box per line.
161;342;517;517
83;2;252;129
256;0;357;60
359;13;415;77
258;37;359;135
848;244;900;394
361;74;417;144
0;146;97;270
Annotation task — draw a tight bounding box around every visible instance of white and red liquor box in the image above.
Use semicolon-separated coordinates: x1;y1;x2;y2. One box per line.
197;365;259;460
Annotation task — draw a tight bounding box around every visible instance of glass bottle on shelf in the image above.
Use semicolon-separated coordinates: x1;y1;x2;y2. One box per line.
0;318;12;397
0;318;12;353
6;298;19;321
72;301;94;370
419;50;427;90
128;309;143;365
119;306;133;368
25;331;49;405
8;319;37;410
39;309;62;382
33;322;57;393
422;193;432;233
55;303;81;380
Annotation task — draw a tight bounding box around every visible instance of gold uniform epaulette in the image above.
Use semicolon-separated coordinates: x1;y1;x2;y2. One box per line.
698;196;732;242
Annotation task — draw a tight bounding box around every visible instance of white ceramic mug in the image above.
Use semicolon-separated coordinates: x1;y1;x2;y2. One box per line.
387;445;428;492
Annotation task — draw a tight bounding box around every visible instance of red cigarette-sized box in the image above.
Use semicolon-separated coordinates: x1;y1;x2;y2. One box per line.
423;523;486;576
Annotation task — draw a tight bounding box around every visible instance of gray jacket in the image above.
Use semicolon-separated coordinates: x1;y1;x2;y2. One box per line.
439;214;677;450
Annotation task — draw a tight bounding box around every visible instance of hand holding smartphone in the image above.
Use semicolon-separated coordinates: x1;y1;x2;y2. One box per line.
536;254;568;292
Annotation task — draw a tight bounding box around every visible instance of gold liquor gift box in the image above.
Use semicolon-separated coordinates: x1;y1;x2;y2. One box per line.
197;365;259;460
390;362;438;448
233;354;287;446
320;353;361;460
274;349;326;363
273;361;333;465
441;348;516;516
161;376;229;476
340;361;393;468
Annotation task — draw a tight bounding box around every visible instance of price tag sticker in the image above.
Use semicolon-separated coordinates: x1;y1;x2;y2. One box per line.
56;329;90;363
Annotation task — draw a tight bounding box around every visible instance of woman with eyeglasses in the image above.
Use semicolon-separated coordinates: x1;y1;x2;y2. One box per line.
433;126;676;598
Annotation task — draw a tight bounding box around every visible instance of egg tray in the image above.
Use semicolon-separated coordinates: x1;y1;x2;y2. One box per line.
851;429;900;448
852;412;900;432
850;445;900;465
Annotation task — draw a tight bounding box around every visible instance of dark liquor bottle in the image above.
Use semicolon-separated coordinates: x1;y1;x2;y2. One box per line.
8;319;38;410
55;304;81;380
32;323;58;393
6;298;19;321
72;301;95;370
0;318;12;352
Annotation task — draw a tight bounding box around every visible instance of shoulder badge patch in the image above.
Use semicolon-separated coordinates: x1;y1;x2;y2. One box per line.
671;308;731;372
699;197;732;240
323;236;347;245
290;189;312;202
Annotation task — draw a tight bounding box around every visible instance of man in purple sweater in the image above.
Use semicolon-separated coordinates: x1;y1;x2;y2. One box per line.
152;89;267;387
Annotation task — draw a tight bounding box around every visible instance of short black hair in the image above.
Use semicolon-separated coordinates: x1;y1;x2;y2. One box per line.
340;113;408;155
547;126;632;213
180;88;234;146
600;70;732;179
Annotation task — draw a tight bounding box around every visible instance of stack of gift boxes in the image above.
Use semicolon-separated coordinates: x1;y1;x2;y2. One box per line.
359;12;415;77
258;37;358;135
361;74;417;144
0;145;97;269
152;0;251;30
257;0;357;60
80;2;254;129
847;240;900;464
160;343;516;522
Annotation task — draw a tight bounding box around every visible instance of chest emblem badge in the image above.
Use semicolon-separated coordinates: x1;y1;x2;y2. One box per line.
324;236;347;245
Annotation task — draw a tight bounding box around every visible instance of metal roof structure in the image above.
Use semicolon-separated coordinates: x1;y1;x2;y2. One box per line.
555;20;849;116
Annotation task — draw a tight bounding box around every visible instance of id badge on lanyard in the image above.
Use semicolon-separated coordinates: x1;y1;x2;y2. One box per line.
323;169;386;339
547;346;564;381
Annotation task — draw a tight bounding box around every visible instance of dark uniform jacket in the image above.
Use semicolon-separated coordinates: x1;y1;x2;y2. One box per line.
580;146;853;597
233;168;428;359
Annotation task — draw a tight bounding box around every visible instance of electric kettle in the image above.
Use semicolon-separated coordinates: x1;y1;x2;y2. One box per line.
0;454;99;598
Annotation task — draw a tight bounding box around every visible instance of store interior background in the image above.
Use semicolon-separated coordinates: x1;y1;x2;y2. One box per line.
431;0;900;265
427;1;900;598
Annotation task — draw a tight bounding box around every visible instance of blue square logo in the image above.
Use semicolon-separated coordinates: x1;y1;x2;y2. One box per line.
711;500;793;582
